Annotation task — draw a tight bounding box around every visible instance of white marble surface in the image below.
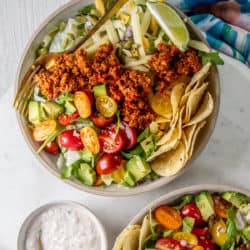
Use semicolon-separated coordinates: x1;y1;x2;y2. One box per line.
1;1;250;250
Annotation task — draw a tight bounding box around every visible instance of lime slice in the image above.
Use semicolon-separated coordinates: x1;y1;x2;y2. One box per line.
147;2;190;51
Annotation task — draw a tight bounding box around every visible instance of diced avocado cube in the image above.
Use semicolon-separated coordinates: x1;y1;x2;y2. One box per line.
126;156;151;182
182;217;195;234
41;102;64;119
195;192;215;221
76;163;96;186
222;192;248;208
242;226;250;240
78;150;94;163
93;84;107;97
123;171;135;187
39;104;47;121
65;101;76;114
28;101;43;125
140;135;155;158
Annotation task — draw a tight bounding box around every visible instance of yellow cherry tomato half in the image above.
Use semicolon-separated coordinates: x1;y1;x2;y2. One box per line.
33;120;57;142
74;91;92;118
96;95;117;118
173;232;198;246
193;246;205;250
150;92;172;119
80;126;100;155
211;219;227;246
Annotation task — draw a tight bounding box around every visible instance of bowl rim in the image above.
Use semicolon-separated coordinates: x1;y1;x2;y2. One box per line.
14;0;221;197
129;184;250;225
17;200;108;250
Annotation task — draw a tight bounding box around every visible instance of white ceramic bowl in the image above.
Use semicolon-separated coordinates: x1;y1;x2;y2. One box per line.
17;201;108;250
15;0;220;196
128;185;250;226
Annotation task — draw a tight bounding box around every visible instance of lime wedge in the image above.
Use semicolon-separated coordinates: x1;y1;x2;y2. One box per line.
147;2;190;51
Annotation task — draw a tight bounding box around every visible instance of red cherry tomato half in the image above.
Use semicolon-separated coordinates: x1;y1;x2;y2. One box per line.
192;227;209;238
155;238;187;250
91;115;115;128
181;203;204;226
99;127;124;153
96;153;122;175
58;130;83;151
198;239;216;250
58;111;80;126
44;140;60;154
119;122;137;150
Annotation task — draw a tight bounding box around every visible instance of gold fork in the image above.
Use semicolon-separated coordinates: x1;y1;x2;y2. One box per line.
13;0;128;115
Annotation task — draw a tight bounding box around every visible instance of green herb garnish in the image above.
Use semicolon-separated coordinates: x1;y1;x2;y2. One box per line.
199;51;224;65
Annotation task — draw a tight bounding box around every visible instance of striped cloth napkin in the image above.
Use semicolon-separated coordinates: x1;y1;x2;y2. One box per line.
168;0;250;66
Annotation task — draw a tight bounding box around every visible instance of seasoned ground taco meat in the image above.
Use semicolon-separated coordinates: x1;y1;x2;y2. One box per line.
149;43;202;91
34;43;202;130
34;44;156;130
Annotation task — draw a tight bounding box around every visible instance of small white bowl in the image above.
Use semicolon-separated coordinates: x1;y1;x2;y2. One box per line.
17;201;108;250
128;184;250;225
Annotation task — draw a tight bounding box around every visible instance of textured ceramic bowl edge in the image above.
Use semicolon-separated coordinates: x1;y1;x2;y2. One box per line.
14;0;220;197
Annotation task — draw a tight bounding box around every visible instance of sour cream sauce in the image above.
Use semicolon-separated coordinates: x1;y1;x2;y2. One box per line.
25;204;101;250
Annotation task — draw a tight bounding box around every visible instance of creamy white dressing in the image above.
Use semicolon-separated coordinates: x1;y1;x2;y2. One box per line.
25;204;101;250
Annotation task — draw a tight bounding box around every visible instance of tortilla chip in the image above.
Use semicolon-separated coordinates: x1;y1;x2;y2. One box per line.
156;113;179;146
183;124;197;152
188;121;207;159
180;92;189;107
185;82;209;122
151;141;186;177
185;63;211;94
113;225;141;250
171;82;185;116
148;129;179;162
183;92;214;127
139;215;151;250
181;132;189;162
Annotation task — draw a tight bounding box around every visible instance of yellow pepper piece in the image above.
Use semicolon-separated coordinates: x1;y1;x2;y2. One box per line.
118;12;130;25
127;0;135;11
112;163;126;183
95;0;105;16
142;37;150;50
150;17;159;36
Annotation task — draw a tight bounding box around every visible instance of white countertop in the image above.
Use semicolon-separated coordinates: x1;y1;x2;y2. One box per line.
1;1;250;249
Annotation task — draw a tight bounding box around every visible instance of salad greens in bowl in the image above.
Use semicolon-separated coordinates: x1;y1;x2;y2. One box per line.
15;0;220;196
113;185;250;249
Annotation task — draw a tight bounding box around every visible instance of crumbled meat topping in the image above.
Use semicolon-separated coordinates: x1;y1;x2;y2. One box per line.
148;43;202;91
34;44;156;130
